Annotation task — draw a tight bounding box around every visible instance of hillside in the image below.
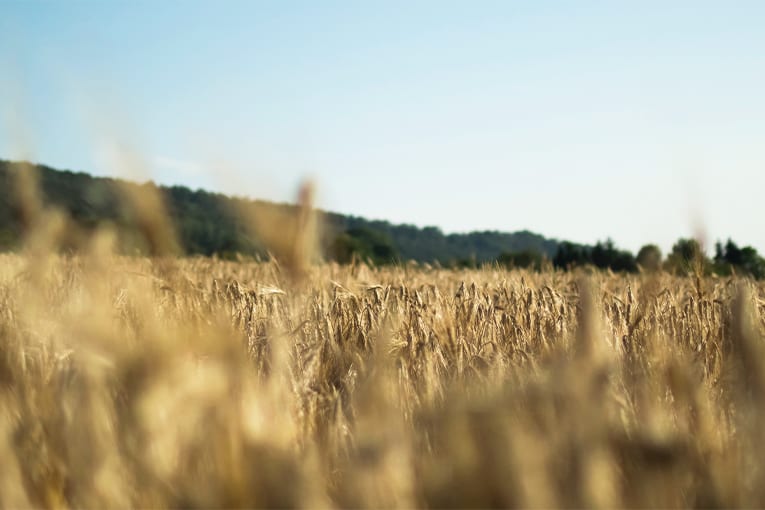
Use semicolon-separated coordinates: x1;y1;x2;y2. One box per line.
0;159;560;263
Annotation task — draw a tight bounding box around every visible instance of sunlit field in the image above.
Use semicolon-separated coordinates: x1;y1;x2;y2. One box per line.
5;1;765;507
2;193;765;508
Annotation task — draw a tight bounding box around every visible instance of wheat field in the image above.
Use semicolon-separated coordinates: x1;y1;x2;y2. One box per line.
0;166;764;508
1;242;765;508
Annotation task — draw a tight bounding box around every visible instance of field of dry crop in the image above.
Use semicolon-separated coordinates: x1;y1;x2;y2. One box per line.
1;247;765;508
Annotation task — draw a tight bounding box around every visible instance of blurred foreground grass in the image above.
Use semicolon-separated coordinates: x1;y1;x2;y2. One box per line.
1;250;764;508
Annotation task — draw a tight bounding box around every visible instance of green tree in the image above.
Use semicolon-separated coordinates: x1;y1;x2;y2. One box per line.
636;244;663;272
714;239;765;279
497;249;544;271
591;239;637;273
330;227;399;265
553;241;590;269
665;238;707;275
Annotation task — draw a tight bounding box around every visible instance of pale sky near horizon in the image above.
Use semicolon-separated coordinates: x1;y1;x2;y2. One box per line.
1;1;764;255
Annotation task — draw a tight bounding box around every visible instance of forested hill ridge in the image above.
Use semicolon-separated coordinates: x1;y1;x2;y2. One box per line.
3;160;765;278
0;159;560;264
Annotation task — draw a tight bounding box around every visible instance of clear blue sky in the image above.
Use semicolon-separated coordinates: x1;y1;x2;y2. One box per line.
2;1;764;254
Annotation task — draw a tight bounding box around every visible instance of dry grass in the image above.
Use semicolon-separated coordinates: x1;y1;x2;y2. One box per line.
2;168;765;508
1;247;764;508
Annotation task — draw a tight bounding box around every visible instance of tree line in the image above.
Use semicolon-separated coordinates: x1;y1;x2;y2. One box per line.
493;237;765;279
0;160;560;263
2;160;763;278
